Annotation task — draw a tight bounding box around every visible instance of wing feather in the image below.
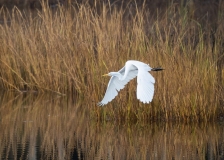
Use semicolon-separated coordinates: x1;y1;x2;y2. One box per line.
136;70;155;103
98;68;138;106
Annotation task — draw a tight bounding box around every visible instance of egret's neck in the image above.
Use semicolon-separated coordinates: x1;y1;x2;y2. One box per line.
110;72;123;80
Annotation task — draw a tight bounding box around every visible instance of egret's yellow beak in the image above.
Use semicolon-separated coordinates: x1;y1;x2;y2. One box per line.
102;74;109;77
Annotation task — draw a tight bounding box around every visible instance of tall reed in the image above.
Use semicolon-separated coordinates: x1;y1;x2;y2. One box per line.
0;1;223;121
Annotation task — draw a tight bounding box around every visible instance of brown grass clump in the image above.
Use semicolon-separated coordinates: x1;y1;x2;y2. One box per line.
0;1;223;122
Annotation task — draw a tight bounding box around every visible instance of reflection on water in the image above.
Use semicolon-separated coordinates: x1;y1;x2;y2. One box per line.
0;92;224;160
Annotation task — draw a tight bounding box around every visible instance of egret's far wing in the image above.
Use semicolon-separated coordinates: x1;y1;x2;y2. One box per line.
136;70;155;103
98;68;138;106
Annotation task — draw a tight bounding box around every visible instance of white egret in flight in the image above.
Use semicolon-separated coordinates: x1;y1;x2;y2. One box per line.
98;60;163;106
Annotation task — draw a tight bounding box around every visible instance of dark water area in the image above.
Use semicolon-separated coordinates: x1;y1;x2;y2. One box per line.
0;92;224;160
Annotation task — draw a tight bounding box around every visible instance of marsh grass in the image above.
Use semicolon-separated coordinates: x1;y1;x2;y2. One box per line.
0;1;223;122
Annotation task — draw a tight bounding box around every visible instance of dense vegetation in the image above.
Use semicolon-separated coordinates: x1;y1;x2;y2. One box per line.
0;1;223;122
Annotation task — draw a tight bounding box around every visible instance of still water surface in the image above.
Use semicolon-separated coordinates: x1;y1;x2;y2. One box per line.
0;92;224;160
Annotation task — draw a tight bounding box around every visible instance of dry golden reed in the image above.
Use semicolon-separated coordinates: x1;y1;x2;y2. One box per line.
0;1;223;122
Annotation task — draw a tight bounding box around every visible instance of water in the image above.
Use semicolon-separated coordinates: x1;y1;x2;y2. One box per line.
0;92;223;160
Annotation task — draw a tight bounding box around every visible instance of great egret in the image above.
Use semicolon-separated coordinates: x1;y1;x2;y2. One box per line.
98;60;163;106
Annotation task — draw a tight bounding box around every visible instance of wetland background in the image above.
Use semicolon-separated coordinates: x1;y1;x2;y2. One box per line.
0;0;223;121
0;0;224;160
0;0;224;159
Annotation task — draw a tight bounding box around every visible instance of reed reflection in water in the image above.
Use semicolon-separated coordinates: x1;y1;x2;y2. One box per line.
0;92;224;160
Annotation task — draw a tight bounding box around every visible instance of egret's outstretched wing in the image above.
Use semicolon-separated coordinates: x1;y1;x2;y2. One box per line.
136;69;155;103
98;67;138;106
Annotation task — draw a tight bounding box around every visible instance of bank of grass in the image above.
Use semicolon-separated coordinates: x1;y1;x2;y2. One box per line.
0;2;223;122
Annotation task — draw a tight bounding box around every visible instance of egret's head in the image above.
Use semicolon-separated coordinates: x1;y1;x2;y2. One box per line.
102;72;119;77
102;73;110;77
